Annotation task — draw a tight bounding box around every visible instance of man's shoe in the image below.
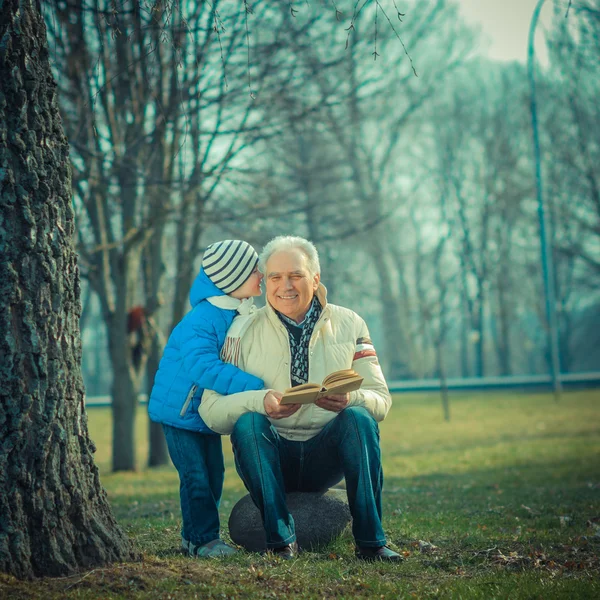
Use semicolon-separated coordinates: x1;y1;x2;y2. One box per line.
270;541;299;560
356;545;403;562
183;538;238;558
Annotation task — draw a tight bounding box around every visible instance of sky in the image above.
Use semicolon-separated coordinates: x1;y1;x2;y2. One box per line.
456;0;558;64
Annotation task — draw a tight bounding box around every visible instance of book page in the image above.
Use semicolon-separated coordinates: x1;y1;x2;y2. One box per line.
286;383;321;393
320;376;363;397
280;383;321;405
322;369;358;387
280;390;320;405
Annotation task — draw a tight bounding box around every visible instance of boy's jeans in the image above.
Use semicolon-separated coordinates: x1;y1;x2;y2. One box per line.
163;424;224;546
230;406;387;549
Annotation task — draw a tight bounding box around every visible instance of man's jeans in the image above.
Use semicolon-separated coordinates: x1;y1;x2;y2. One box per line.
163;425;224;546
230;406;386;549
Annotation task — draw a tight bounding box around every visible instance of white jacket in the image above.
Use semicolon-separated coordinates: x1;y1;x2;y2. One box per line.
199;285;392;441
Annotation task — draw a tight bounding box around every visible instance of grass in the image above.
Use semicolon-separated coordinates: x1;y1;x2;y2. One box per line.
2;389;600;598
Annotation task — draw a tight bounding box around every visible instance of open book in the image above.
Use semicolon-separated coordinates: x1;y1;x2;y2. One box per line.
280;369;364;405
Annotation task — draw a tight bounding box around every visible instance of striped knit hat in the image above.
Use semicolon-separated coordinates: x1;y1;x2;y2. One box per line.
201;240;259;294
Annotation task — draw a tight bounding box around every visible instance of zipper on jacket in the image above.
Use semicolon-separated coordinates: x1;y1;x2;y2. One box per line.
180;384;198;417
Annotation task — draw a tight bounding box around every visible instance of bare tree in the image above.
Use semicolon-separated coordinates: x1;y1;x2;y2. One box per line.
0;0;134;578
409;201;454;419
543;0;600;370
313;0;474;378
432;62;535;377
45;0;294;470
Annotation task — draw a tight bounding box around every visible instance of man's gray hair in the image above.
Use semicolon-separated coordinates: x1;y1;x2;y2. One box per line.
259;236;321;276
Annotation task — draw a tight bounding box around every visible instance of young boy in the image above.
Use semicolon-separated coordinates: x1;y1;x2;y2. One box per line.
149;240;264;558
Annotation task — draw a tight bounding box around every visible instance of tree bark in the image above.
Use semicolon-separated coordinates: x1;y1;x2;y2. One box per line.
369;241;411;379
460;289;471;378
147;339;168;467
495;277;512;376
144;191;169;467
436;345;450;422
473;286;485;378
108;319;138;472
0;0;135;578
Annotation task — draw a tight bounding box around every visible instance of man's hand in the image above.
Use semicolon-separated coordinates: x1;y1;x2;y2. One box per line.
264;390;301;419
315;393;350;413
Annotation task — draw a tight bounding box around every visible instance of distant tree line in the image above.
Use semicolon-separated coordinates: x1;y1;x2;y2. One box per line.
45;0;600;472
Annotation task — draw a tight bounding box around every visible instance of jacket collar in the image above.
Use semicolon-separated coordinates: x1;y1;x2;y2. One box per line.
207;295;256;315
315;283;328;308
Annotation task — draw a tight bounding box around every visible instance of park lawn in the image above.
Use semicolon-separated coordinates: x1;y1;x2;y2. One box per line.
2;389;599;599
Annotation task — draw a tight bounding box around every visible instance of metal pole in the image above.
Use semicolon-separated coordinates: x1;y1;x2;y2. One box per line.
527;0;562;401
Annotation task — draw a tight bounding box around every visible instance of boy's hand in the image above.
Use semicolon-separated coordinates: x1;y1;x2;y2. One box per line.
264;390;301;419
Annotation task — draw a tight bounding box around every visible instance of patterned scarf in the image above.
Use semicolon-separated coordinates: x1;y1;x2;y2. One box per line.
276;297;322;387
217;298;257;366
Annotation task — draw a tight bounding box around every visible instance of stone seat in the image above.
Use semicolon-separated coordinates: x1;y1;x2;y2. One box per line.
228;489;351;552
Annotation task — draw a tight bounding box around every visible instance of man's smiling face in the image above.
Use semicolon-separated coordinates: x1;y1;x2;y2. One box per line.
265;249;320;323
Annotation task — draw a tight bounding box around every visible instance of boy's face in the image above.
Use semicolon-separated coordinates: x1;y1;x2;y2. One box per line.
229;266;263;299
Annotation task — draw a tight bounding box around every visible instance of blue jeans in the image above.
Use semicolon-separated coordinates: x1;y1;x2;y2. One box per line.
230;406;386;549
163;425;224;546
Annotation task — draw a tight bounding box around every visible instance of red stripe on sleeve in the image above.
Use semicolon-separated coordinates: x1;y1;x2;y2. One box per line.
353;349;377;361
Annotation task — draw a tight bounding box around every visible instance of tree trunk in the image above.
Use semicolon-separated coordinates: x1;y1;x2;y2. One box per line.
436;344;450;422
110;374;138;472
0;0;135;578
369;244;411;379
94;315;105;396
474;292;485;378
172;260;194;330
143;211;169;467
147;339;169;467
459;278;471;378
495;281;512;376
558;312;572;373
105;245;151;472
148;418;169;467
108;325;138;472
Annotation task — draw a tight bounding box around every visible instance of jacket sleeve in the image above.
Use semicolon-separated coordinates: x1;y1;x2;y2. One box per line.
199;388;268;435
346;317;392;421
180;316;264;394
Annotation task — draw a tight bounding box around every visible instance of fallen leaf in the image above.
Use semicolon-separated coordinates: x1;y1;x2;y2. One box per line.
417;540;438;553
521;504;539;516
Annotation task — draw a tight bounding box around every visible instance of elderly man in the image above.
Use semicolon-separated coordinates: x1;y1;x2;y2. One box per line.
199;236;399;562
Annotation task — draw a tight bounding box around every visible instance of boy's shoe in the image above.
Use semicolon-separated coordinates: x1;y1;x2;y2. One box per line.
356;545;403;562
182;538;238;558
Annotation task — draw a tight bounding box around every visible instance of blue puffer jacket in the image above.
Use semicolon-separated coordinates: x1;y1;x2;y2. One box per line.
148;269;264;433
